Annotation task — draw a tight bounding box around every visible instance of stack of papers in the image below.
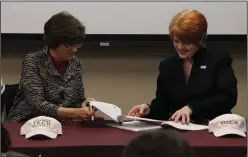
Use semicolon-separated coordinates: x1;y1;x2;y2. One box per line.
161;121;209;131
107;120;208;132
107;121;162;132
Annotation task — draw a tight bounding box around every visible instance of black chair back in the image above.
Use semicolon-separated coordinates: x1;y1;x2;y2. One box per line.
1;84;19;119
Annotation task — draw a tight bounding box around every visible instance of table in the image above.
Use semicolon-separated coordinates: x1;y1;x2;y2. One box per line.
3;121;247;157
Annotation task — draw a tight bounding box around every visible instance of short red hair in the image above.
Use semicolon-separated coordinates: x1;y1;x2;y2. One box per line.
169;9;208;45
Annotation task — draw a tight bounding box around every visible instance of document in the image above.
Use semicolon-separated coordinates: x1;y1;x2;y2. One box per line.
90;101;164;124
90;101;208;131
161;121;209;131
89;101;122;122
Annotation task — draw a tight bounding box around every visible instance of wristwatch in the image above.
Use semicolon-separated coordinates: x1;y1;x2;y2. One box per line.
146;104;151;113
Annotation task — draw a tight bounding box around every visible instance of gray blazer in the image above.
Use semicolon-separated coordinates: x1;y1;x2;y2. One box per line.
6;47;86;122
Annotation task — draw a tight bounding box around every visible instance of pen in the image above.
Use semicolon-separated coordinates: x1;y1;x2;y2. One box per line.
88;105;94;121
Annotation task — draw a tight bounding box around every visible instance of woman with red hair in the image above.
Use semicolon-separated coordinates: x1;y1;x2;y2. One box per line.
128;9;238;124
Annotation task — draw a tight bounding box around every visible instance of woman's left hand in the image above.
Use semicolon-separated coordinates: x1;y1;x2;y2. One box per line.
170;105;192;124
81;98;105;120
81;98;96;108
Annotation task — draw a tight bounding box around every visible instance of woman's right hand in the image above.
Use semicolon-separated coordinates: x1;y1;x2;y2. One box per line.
57;107;95;120
74;107;95;120
128;104;150;117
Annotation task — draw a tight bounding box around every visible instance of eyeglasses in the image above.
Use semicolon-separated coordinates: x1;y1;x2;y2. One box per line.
64;43;83;49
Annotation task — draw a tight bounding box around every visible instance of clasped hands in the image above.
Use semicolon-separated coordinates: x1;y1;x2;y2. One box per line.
128;104;192;124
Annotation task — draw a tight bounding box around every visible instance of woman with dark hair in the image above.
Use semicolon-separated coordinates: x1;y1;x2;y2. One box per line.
128;9;238;124
6;11;96;122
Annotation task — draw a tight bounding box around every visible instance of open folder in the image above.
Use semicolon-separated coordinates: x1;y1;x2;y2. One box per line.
89;101;209;131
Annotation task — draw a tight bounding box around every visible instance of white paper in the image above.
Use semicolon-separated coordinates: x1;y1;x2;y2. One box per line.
94;109;114;121
161;121;209;131
107;121;162;132
90;101;122;122
122;116;165;124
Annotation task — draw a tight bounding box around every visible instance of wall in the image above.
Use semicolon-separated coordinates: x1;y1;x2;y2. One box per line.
1;2;247;34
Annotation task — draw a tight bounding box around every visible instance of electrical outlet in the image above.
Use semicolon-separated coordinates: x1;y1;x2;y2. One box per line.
100;42;110;47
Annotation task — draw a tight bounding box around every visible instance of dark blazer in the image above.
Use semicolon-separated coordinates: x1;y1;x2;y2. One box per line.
145;48;238;122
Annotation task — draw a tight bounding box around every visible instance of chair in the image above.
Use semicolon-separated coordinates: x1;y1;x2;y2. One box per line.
1;84;19;121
